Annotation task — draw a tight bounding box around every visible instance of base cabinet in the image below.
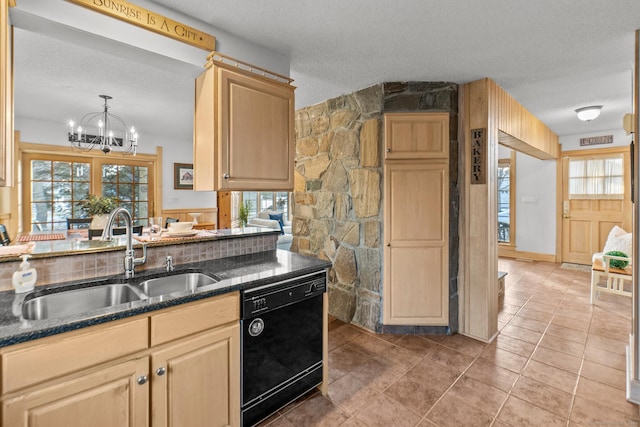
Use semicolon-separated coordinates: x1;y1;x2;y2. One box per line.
151;324;240;427
2;357;149;427
0;293;240;427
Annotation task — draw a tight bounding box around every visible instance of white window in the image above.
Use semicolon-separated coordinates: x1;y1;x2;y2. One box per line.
568;154;624;199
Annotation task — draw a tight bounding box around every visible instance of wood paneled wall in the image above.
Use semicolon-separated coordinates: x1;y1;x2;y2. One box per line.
491;80;559;160
459;78;559;342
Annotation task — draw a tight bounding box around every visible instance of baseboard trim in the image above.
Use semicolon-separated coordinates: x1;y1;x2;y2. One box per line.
498;247;556;263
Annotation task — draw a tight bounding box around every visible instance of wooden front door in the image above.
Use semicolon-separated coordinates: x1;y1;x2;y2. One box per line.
561;147;631;265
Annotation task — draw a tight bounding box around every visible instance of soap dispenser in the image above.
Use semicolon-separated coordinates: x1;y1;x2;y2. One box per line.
12;255;37;293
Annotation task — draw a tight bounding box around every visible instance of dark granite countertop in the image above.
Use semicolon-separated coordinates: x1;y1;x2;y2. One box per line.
0;250;331;348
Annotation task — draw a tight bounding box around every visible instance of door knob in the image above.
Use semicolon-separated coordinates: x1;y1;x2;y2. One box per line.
223;173;230;180
156;367;166;376
137;375;148;385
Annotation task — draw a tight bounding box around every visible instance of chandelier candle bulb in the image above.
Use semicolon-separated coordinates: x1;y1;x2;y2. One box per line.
67;94;140;155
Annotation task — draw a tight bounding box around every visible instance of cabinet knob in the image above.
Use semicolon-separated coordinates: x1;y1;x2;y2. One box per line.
386;148;391;153
137;375;148;385
156;367;166;376
223;173;230;180
386;243;391;247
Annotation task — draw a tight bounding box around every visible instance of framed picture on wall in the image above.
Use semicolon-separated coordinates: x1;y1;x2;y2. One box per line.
174;163;194;189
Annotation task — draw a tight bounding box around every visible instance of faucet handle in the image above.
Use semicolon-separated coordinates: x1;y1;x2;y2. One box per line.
165;255;174;272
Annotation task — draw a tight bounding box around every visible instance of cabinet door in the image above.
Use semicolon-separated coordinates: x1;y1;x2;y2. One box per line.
2;357;149;427
383;162;449;325
217;65;295;191
384;113;449;160
151;324;240;427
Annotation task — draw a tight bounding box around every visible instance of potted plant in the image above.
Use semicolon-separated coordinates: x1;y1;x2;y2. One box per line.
80;195;118;229
238;200;252;228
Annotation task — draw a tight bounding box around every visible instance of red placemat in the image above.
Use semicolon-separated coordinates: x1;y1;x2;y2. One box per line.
17;233;66;242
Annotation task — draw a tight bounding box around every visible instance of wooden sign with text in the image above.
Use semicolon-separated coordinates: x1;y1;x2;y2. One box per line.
471;128;486;184
579;135;613;146
66;0;215;51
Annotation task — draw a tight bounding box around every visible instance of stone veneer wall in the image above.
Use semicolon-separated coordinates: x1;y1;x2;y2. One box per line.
0;234;278;292
292;82;459;333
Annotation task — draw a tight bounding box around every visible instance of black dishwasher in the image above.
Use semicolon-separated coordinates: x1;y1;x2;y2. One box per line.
240;270;327;427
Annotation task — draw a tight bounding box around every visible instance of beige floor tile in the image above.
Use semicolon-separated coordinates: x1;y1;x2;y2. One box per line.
545;323;588;344
383;373;442;416
538;333;585;357
517;307;554;323
494;334;536;358
522;360;578;394
580;359;627;390
583;345;626;371
394;334;440;356
328;324;364;351
282;393;349;427
531;346;582;374
585;333;627;355
500;324;543;344
498;303;521;315
480;344;529;373
464;358;519;392
426;394;493;427
575;377;639;418
441;334;487;357
328;373;381;416
523;300;558;314
570;396;638;426
511;376;572;418
349;355;405;391
426;344;475;373
497;395;566;427
354;393;422;427
408;357;461;394
445;375;507;417
507;315;548;332
339;417;369;427
551;314;591;332
416;418;439;427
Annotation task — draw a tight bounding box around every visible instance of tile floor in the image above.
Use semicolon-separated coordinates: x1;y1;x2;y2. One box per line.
258;258;640;426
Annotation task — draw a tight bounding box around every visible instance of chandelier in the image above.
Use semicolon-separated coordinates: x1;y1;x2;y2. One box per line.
68;95;139;155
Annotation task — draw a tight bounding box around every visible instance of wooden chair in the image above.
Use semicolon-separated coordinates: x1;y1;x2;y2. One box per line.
590;254;632;304
88;225;143;240
165;217;179;228
0;224;10;246
67;218;93;230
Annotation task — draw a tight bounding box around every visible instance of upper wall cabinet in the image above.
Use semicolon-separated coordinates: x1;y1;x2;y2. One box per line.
384;112;449;160
193;53;295;191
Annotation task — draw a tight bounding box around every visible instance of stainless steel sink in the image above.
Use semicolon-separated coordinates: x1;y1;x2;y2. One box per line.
22;284;143;320
139;273;218;297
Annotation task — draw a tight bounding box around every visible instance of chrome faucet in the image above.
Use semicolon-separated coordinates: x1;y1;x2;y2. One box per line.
101;207;147;278
165;255;174;272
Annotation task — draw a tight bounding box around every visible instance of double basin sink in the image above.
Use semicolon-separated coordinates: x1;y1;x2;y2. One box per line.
21;272;220;321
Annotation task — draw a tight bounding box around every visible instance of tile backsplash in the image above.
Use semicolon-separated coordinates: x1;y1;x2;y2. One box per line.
0;234;278;292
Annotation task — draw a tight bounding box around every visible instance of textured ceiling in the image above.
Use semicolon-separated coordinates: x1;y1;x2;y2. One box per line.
12;0;640;144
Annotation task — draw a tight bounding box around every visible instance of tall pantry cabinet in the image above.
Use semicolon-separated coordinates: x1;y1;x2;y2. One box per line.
383;113;450;326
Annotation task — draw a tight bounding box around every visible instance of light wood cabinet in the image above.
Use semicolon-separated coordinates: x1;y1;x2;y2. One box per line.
383;162;449;325
194;54;295;191
0;292;241;427
151;324;240;427
2;357;149;427
384;112;449;160
383;112;449;327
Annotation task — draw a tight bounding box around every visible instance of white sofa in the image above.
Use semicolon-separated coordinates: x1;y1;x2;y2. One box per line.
248;210;292;249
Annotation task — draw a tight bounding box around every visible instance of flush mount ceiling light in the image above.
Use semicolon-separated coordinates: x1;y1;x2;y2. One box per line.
575;105;603;122
67;95;139;155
